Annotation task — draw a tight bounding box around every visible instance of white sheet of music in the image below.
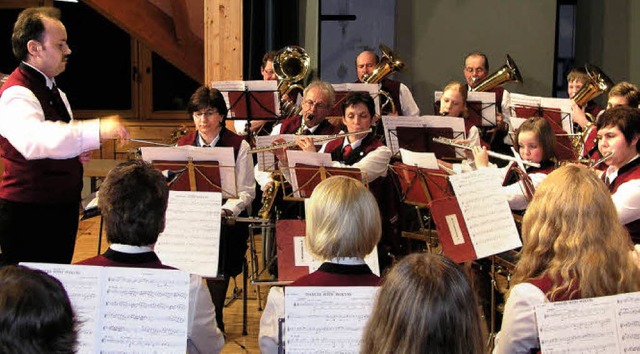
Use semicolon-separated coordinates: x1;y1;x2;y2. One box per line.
400;148;439;169
535;291;640;353
155;191;222;278
141;146;237;198
510;93;574;134
292;236;380;276
448;168;522;258
21;263;190;354
381;115;466;156
284;286;378;353
285;150;334;198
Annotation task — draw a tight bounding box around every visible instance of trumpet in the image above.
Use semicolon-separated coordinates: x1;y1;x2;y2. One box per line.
249;128;372;154
432;137;540;168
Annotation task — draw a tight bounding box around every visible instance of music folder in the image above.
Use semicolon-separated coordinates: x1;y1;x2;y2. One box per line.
396;126;456;159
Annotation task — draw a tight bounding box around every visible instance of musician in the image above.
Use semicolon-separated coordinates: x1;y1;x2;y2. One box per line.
355;50;420;116
76;160;225;353
361;253;484;354
176;85;256;333
494;165;640;353
597;106;640;243
474;117;557;210
567;66;604;130
463;52;512;155
259;176;382;353
581;82;640;162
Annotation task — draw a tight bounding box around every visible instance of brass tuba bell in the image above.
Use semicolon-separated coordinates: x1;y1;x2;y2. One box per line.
362;44;406;114
472;54;523;92
273;45;310;118
572;64;614;109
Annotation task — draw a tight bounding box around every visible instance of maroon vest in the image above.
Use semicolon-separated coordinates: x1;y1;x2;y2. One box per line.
76;248;176;270
0;64;82;204
529;274;581;302
278;115;340;135
290;262;381;287
177;128;244;158
380;78;403;116
324;133;383;166
605;158;640;243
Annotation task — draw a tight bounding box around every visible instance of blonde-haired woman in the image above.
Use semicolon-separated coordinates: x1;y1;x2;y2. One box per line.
361;253;484;354
259;176;382;353
494;165;640;353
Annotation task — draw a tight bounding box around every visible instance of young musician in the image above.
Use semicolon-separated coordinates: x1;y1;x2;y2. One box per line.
76;160;225;353
361;253;484;354
474;116;557;210
176;85;255;333
567;66;604;130
597;105;640;243
494;165;640;353
259;176;382;353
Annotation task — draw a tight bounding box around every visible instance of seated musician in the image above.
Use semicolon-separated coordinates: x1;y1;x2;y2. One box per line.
259;176;382;353
597;105;640;243
76;160;225;353
494;165;640;353
567;66;604;131
174;85;255;333
361;253;484;353
474;116;557;210
581;82;640;162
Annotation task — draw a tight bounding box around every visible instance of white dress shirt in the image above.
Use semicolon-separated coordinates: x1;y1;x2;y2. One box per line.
604;155;640;225
317;134;392;183
399;83;420;116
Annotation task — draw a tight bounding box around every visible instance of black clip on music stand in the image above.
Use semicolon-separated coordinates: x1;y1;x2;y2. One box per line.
227;87;281;143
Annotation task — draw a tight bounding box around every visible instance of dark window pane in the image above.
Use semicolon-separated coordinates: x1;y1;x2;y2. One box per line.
0;9;22;74
152;53;200;111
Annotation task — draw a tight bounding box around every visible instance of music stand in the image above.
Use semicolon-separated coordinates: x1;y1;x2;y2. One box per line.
434;91;498;128
382;115;466;157
396;126;456;159
327;83;380;124
284;164;366;200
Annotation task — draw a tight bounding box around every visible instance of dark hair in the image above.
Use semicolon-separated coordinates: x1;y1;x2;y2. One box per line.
361;253;484;354
99;160;169;246
261;50;276;69
464;51;489;71
342;91;375;118
12;7;61;61
597;106;640;153
516;116;557;161
0;265;78;354
187;85;229;123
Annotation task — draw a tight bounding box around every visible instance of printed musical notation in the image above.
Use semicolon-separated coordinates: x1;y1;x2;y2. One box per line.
535;291;640;353
155;191;222;278
285;286;379;353
21;263;190;354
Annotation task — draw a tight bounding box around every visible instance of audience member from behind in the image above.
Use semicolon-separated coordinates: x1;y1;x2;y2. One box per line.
361;253;484;354
494;165;640;353
76;160;224;354
0;265;78;354
259;176;382;353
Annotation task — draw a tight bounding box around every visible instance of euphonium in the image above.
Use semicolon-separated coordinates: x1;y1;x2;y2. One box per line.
362;44;406;115
572;64;614;122
472;54;523;92
273;46;310;118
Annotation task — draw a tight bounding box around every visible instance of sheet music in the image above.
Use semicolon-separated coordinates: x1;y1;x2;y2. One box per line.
21;263;190;354
332;83;380;115
535;291;640;353
435;90;497;125
285;150;334;198
382;115;466;155
400;148;439;169
448;168;521;258
155;191;222;278
141;146;237;198
211;80;279;119
285;286;378;353
292;236;380;276
510;93;574;134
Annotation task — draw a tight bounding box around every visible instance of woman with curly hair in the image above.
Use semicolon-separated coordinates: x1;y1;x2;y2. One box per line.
494;164;640;353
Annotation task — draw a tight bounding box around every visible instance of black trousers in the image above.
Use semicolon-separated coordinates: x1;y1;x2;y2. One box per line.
0;198;79;266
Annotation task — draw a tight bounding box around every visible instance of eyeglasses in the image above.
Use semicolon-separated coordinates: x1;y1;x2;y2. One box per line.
193;110;219;119
303;100;329;111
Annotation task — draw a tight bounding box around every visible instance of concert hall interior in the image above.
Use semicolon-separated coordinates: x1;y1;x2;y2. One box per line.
1;1;640;353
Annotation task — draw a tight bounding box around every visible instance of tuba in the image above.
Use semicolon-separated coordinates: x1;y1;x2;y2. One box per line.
273;46;310;118
572;64;614;115
362;44;406;115
472;54;523;92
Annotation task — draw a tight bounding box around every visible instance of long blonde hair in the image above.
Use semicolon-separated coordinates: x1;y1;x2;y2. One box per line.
514;165;640;298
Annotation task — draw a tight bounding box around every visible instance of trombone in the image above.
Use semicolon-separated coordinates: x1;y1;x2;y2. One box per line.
432;137;540;168
249;129;372;154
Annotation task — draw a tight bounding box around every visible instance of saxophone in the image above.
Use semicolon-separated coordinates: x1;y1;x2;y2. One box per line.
258;173;281;219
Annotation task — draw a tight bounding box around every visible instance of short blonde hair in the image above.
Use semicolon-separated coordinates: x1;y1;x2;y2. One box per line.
305;176;381;259
442;81;468;118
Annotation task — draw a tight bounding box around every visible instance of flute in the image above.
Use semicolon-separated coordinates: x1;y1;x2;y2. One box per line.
589;150;614;169
432;136;541;168
249;128;372;154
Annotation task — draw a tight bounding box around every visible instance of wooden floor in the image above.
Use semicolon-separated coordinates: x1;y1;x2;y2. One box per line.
73;216;269;354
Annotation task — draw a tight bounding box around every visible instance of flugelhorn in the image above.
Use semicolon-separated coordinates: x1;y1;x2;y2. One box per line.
249;128;372;154
472;54;523;92
362;44;405;114
432;137;540;168
572;64;614;111
273;46;310;118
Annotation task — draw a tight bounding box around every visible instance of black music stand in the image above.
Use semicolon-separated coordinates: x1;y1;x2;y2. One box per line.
396;126;456;159
513;105;577;161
